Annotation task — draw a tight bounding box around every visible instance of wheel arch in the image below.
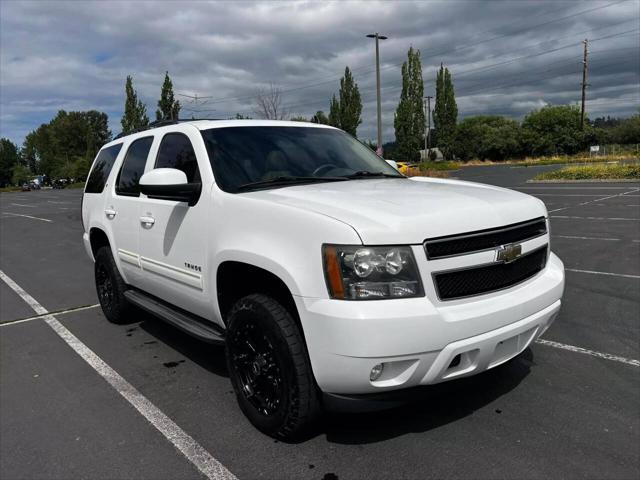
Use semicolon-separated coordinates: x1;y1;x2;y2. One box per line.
89;227;111;258
216;260;301;330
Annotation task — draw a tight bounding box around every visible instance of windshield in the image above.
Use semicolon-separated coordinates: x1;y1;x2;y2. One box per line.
200;126;402;193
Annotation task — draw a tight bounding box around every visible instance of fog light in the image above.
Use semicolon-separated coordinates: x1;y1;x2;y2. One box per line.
370;363;384;381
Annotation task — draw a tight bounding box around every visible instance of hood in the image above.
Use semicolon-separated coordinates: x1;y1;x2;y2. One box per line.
245;177;547;244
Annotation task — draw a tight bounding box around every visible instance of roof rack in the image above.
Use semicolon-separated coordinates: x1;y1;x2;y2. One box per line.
114;118;222;139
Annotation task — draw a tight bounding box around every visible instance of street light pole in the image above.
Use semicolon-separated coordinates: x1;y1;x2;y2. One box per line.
366;33;387;156
424;96;433;159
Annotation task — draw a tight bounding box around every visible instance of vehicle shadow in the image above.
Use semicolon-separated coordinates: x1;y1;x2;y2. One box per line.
135;309;229;378
319;349;535;445
132;307;534;445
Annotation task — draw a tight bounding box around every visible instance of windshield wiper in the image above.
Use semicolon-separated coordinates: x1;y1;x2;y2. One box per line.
236;176;348;192
345;170;403;179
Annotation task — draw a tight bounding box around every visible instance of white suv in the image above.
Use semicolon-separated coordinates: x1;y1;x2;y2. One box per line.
82;120;565;439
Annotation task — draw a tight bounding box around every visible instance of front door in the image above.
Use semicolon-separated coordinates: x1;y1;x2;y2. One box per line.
137;127;212;319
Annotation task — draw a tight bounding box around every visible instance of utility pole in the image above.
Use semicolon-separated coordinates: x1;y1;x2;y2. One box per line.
366;33;388;156
424;96;433;159
580;39;589;130
177;92;215;119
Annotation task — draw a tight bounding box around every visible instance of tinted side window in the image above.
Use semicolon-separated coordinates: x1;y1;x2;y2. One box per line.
155;133;201;183
116;137;154;196
85;144;123;194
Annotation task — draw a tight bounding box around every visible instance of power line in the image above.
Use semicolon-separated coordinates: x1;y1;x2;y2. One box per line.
213;26;637;119
190;0;630;107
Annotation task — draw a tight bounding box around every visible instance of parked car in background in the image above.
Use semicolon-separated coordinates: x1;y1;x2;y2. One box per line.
21;183;31;191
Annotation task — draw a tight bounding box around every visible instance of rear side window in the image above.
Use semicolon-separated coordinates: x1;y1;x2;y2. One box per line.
155;133;201;183
116;137;154;196
85;144;123;194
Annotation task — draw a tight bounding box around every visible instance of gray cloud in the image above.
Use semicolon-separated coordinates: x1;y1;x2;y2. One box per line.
1;0;638;146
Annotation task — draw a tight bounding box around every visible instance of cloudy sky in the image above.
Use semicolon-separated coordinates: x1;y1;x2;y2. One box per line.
1;0;638;146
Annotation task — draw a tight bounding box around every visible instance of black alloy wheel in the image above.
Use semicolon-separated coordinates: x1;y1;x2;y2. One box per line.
225;294;320;439
228;319;285;417
94;246;131;324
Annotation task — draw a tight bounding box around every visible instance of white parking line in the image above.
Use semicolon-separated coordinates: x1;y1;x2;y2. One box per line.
520;187;633;190
1;212;52;223
552;235;621;241
536;194;619;197
536;339;639;367
566;268;640;280
0;304;100;327
47;200;71;204
548;188;640;213
0;270;236;480
550;215;639;221
10;203;35;207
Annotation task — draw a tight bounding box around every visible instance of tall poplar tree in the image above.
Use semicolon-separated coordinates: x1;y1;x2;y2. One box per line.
337;67;362;136
156;72;181;121
328;95;340;128
121;76;149;135
327;67;362;136
433;63;458;159
394;47;425;162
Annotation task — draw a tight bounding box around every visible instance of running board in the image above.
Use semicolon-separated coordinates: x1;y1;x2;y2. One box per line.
124;289;225;344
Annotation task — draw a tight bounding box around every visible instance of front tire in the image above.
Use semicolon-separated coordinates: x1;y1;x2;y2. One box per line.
225;294;320;440
94;246;131;324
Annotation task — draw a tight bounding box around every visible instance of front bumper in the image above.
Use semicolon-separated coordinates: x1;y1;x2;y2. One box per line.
296;252;564;395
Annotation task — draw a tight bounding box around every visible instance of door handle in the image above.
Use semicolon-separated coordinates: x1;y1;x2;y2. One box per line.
105;209;117;219
140;216;155;227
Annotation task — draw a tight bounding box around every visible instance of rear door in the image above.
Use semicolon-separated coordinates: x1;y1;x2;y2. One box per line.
137;127;212;318
107;136;156;286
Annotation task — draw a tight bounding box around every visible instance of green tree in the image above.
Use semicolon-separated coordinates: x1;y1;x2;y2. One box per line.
328;95;340;128
121;75;149;135
290;116;308;122
11;163;31;185
22;125;51;175
0;138;20;187
21;109;111;180
433;63;458;159
394;47;425;162
453;116;522;161
327;67;362;135
83;110;111;159
336;67;362;136
311;111;329;124
155;71;181;121
522;105;586;156
610;114;640;144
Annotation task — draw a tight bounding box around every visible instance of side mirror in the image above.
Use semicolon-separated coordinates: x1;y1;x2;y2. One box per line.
139;168;201;206
385;159;399;170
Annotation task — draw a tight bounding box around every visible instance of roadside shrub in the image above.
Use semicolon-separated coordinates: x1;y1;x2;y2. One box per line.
534;164;640;180
453;116;522;161
521;105;588;156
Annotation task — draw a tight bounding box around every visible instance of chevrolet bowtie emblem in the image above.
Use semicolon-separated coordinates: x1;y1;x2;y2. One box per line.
496;243;522;264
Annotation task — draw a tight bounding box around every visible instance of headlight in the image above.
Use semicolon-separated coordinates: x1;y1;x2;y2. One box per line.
322;245;424;300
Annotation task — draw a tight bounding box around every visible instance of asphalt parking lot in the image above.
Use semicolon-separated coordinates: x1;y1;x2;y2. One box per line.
1;165;639;480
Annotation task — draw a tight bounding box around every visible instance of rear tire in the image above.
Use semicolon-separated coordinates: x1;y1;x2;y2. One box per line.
94;246;131;324
225;294;320;440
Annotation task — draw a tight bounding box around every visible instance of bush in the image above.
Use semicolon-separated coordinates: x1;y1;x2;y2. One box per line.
521;105;588;156
534;164;640;180
453;116;522;161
